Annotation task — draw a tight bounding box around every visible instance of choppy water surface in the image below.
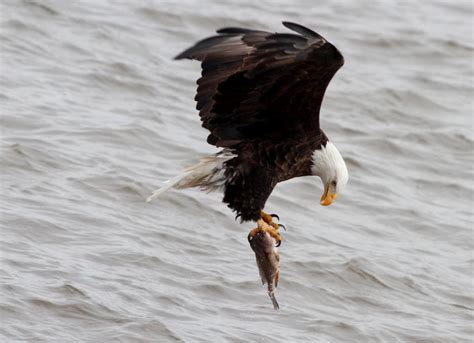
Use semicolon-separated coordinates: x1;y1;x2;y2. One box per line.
1;0;473;341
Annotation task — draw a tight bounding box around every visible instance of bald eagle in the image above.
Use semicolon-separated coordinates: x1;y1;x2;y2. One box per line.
148;22;348;243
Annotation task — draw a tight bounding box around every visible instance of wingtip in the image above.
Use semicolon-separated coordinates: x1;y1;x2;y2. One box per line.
175;45;203;60
281;21;298;30
282;21;324;40
174;51;188;60
216;27;254;34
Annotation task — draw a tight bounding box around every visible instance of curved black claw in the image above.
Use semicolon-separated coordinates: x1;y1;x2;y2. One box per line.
275;239;281;247
278;223;287;231
270;214;279;222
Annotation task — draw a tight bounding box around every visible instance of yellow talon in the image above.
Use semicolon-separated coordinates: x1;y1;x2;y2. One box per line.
248;211;284;244
257;219;281;243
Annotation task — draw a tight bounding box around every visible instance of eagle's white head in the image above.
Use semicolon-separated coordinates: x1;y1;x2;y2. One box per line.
311;141;349;206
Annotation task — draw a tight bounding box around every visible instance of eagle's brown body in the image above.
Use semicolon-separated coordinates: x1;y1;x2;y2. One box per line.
223;134;327;221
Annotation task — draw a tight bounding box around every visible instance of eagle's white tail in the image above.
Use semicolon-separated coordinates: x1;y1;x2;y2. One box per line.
146;152;236;202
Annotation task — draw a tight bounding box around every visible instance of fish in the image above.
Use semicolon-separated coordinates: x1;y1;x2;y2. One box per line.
248;229;281;310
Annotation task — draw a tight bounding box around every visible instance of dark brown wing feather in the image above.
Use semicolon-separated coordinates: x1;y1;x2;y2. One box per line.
175;21;344;148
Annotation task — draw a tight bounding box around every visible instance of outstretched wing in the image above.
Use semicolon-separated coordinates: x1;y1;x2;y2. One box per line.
176;21;344;148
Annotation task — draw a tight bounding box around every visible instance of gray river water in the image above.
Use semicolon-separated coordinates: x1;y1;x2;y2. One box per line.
1;0;473;342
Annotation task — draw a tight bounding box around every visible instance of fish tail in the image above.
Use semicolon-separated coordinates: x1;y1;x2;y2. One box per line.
268;290;280;310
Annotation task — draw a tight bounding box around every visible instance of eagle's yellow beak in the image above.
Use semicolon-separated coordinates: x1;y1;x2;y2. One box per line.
320;183;337;206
